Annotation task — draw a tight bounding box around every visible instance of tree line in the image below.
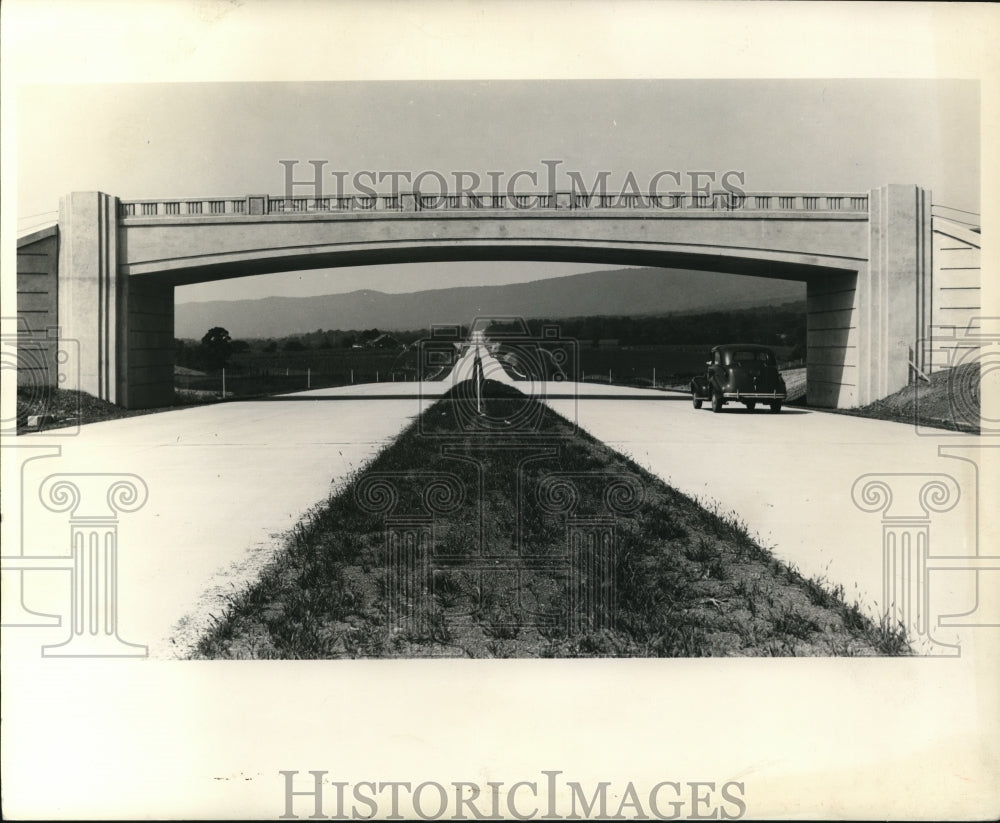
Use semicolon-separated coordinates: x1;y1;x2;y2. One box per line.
174;327;421;370
175;301;807;371
486;301;806;354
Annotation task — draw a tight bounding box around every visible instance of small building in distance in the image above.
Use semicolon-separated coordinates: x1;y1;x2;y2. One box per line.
366;333;402;349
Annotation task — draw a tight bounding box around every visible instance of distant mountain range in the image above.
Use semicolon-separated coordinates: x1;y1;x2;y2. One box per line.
175;267;805;339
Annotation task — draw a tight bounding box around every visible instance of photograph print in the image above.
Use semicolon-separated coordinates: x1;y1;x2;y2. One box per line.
2;3;998;822
10;78;987;661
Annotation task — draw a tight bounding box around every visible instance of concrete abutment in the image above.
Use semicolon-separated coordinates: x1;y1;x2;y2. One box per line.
57;191;120;403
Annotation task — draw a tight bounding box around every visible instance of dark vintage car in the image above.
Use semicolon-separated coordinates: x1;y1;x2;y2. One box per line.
691;344;786;413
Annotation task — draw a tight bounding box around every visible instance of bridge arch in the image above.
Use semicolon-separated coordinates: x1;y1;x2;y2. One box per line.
124;239;860;284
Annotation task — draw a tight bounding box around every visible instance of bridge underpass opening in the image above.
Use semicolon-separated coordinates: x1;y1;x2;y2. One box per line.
162;250;833;410
19;185;954;410
171;259;812;400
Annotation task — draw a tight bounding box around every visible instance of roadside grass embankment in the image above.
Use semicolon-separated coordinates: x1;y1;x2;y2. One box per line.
830;362;979;433
15;354;416;433
15;386;213;433
193;382;909;659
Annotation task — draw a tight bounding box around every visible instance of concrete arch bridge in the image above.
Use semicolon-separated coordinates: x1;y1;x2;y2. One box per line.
15;184;981;409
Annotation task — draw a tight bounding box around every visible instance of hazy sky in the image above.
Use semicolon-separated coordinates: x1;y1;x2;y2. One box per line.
16;79;980;302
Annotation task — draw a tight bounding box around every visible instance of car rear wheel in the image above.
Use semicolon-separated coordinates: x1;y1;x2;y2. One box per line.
770;401;782;413
692;394;703;409
711;391;723;413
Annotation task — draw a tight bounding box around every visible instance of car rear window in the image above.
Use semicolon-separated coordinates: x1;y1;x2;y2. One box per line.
730;350;774;364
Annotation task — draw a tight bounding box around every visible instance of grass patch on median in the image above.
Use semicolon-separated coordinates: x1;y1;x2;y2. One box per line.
193;381;909;659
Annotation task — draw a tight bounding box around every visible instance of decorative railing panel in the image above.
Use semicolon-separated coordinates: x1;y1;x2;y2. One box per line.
119;190;870;219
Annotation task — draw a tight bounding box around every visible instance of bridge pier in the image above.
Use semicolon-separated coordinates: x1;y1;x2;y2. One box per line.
861;184;932;405
805;184;933;408
56;192;174;409
57;192;121;404
806;272;860;408
119;277;175;409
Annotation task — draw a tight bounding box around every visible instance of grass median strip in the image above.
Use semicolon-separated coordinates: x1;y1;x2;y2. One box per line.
193;381;909;658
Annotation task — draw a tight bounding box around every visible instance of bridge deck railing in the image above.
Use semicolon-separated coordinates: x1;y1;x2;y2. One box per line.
118;191;870;219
